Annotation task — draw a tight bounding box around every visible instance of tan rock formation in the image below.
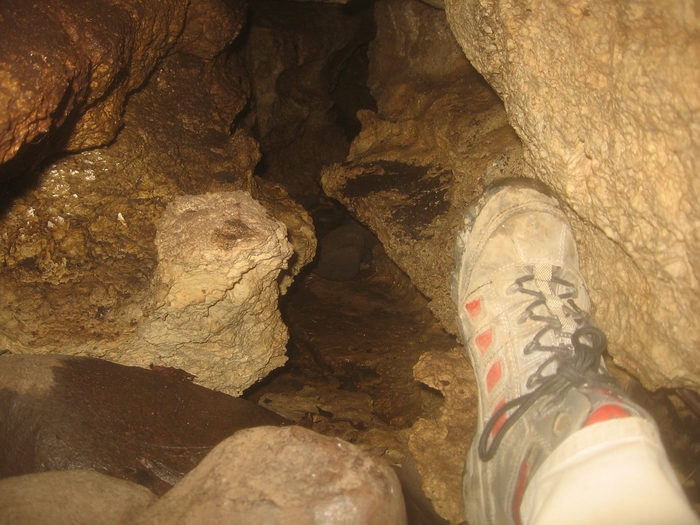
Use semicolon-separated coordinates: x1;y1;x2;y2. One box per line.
138;192;293;394
254;179;318;294
409;348;477;525
0;2;316;395
445;0;700;390
322;0;529;337
0;51;256;357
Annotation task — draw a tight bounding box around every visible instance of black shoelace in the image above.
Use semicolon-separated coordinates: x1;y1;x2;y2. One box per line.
478;270;615;461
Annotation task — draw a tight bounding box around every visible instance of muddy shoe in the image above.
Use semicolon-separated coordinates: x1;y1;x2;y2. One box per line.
452;179;649;525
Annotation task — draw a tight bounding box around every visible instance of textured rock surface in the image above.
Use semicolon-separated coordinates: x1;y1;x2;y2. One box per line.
0;0;245;173
0;6;256;357
409;349;477;525
138;192;293;393
248;245;458;466
254;178;318;293
445;0;700;390
322;0;529;335
0;21;315;394
135;425;407;525
0;470;156;525
1;190;295;396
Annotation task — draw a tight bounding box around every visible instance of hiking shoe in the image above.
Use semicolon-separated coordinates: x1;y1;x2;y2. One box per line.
452;179;648;525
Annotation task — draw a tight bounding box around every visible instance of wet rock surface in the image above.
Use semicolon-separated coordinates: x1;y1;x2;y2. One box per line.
0;354;289;494
0;0;245;173
245;246;474;522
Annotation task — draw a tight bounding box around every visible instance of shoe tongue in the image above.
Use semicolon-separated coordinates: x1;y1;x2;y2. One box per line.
533;263;578;345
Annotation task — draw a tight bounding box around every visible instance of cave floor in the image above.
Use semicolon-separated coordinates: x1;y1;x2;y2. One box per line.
244;245;700;520
245;246;461;467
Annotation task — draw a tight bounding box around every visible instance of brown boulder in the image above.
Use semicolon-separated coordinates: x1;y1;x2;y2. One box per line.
0;470;156;525
0;354;289;494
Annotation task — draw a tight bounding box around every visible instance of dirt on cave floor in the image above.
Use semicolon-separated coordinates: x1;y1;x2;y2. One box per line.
244;243;700;520
245;245;460;467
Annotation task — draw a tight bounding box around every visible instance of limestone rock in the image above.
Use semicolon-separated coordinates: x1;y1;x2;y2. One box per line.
0;50;255;369
136;425;407;525
445;0;700;390
0;470;156;525
0;47;307;395
322;0;529;334
409;349;477;525
135;192;293;394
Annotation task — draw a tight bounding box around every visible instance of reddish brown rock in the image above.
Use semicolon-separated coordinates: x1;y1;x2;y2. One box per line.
0;354;289;495
175;0;246;60
0;0;246;175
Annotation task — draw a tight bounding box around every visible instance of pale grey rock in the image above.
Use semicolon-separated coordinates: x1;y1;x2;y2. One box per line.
135;192;294;395
136;426;407;525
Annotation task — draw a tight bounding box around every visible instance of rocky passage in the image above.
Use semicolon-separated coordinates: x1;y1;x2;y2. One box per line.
0;0;699;523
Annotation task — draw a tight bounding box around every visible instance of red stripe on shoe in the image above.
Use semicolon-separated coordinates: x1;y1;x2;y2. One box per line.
584;404;631;427
486;360;502;392
512;460;530;525
475;328;493;354
465;298;481;318
491;398;507;438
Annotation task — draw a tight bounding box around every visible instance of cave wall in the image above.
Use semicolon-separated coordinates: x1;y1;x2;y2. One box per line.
322;0;528;340
445;0;700;391
0;0;245;172
325;0;700;393
247;0;376;201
